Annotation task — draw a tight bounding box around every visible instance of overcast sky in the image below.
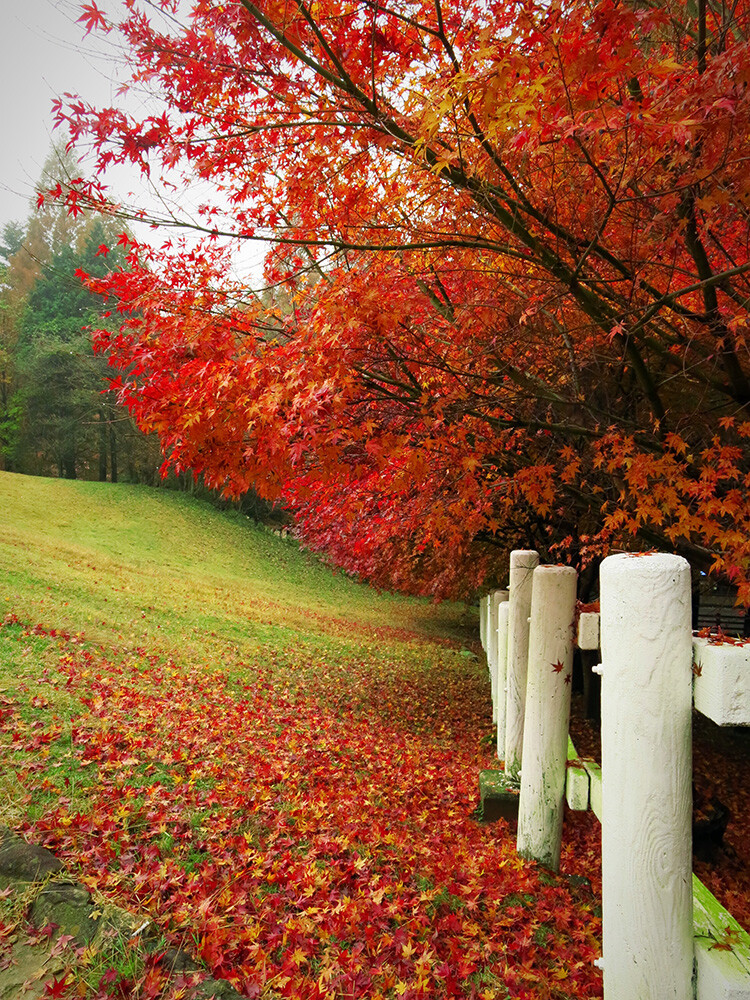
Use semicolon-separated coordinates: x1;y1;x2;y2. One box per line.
0;0;133;230
0;0;267;282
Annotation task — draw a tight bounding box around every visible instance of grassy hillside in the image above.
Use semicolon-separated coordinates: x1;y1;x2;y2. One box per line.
0;471;604;1000
0;471;472;660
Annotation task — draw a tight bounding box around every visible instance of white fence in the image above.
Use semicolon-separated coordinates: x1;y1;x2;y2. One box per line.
479;550;750;1000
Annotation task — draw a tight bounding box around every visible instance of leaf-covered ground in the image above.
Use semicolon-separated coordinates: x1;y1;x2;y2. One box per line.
1;617;603;1000
0;473;603;999
3;473;750;997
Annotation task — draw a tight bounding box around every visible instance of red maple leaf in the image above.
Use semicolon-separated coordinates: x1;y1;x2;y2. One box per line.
551;660;565;673
43;973;74;998
77;2;108;35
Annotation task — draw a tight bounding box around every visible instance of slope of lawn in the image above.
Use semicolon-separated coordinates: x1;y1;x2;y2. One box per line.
0;471;603;999
0;472;472;657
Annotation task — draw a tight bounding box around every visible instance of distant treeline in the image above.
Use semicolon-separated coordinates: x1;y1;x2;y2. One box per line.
0;150;282;525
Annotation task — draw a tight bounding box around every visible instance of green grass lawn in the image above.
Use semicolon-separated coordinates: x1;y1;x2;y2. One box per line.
0;472;472;655
0;471;602;1000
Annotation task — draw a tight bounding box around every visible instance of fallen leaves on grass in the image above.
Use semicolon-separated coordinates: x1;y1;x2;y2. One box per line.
2;616;603;999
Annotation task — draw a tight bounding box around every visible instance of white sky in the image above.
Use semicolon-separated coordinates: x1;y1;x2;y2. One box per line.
0;0;268;283
0;0;134;229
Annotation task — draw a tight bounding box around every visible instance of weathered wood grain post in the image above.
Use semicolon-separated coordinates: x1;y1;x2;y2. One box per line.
496;600;510;760
516;565;577;872
504;549;539;779
599;552;693;1000
487;590;508;724
487;591;498;721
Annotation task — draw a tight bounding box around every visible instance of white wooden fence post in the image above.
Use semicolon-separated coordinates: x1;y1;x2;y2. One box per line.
505;549;539;779
516;565;577;872
487;590;508;724
496;601;510;760
599;552;693;1000
479;594;488;652
487;591;498;721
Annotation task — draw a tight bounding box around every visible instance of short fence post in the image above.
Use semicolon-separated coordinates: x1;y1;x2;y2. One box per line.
516;565;577;872
487;592;498;721
599;553;693;1000
505;549;539;779
496;601;510;760
479;594;488;652
487;590;508;724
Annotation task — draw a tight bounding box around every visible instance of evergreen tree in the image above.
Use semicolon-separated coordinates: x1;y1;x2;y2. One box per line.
0;222;24;270
1;150;161;481
12;218;131;479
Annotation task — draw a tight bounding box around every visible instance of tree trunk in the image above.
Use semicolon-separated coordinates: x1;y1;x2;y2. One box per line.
109;424;118;483
98;411;108;481
62;448;76;479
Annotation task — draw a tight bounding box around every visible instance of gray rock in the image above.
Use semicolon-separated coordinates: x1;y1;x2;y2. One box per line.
190;979;246;999
156;945;203;974
0;827;63;881
153;948;246;997
0;934;68;1000
0;829;250;999
29;881;101;946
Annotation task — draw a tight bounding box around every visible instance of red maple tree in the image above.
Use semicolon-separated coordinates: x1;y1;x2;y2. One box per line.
50;0;750;598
